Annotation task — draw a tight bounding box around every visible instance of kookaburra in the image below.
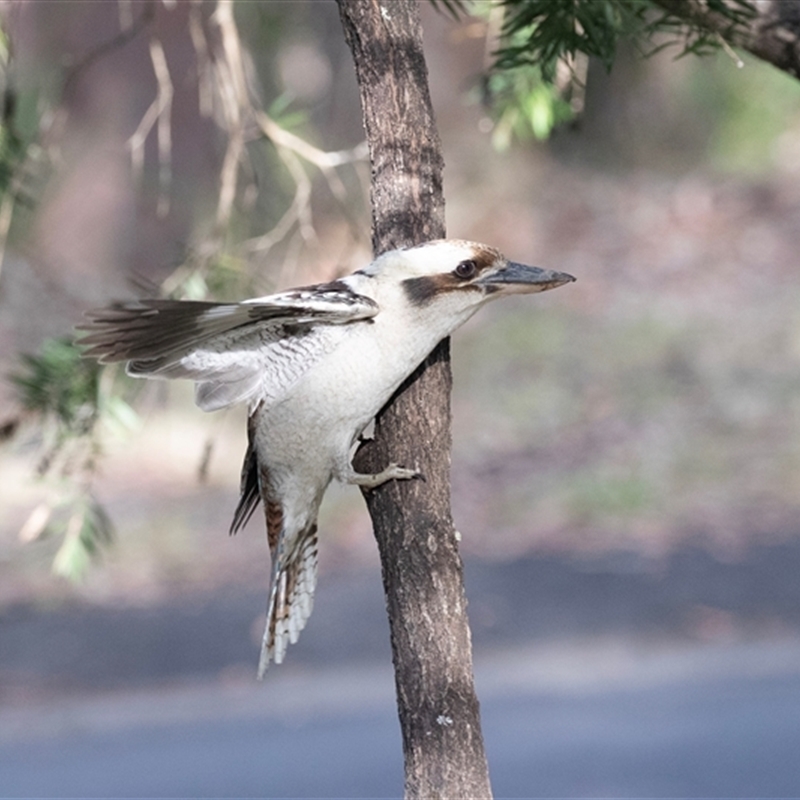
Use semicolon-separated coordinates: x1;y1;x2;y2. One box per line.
79;239;574;676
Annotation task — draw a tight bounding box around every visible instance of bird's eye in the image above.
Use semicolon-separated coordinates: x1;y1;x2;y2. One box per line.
454;260;477;280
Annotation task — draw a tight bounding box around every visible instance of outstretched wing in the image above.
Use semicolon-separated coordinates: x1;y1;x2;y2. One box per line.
78;283;379;411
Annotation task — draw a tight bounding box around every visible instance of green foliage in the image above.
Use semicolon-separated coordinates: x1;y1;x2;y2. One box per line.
461;0;757;144
482;58;574;149
12;336;101;436
0;24;19;195
11;337;138;581
51;496;114;582
694;52;800;174
200;252;250;300
495;0;644;79
0;116;24;196
495;0;755;76
0;27;45;247
267;92;309;133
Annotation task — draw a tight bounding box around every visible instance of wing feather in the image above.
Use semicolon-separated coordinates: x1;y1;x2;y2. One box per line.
230;435;260;536
77;283;378;412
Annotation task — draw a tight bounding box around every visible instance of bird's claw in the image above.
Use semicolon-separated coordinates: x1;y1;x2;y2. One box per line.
347;462;423;489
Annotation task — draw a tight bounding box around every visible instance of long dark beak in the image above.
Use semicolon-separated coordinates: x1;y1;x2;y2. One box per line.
478;262;576;294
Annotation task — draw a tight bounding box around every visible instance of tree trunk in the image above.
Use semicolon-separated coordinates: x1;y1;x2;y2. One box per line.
336;1;492;798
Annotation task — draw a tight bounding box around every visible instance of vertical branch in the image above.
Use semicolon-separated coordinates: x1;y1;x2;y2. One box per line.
336;1;492;798
127;35;173;220
209;0;247;232
149;38;172;219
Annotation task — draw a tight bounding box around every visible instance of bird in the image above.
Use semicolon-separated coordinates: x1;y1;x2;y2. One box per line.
78;239;575;676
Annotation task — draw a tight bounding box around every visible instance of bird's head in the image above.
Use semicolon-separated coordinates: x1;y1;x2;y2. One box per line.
357;239;574;330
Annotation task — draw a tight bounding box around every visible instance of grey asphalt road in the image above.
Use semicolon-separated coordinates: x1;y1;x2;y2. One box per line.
3;637;800;797
4;540;800;798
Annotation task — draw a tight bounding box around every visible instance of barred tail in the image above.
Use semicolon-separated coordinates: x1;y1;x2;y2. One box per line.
257;524;319;677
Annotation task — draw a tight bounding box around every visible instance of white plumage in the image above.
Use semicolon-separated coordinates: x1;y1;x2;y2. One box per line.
79;239;574;675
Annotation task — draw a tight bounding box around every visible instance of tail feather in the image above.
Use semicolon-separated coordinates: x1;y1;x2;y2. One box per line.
257;524;319;677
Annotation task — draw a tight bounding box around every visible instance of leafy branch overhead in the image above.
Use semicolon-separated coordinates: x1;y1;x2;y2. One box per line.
493;0;756;78
453;0;757;144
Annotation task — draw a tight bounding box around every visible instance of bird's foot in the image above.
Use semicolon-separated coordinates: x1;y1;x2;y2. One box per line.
346;462;424;489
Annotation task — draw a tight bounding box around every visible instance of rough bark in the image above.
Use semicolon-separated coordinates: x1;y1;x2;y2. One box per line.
652;0;800;78
336;1;492;798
